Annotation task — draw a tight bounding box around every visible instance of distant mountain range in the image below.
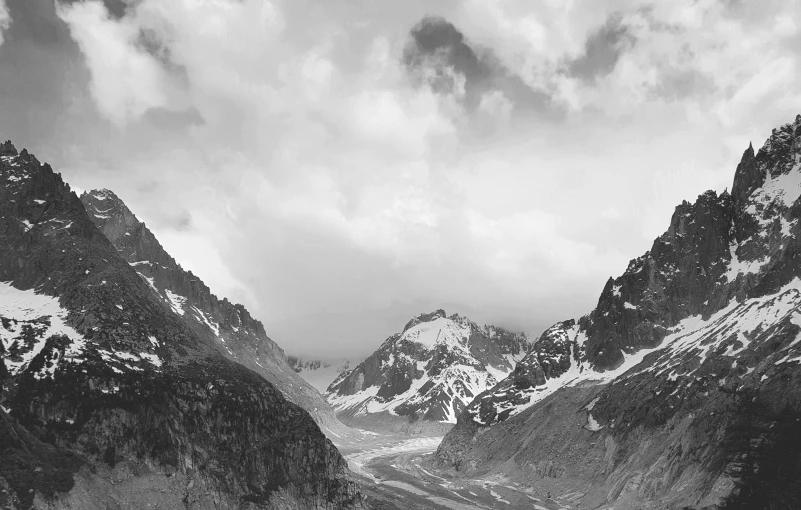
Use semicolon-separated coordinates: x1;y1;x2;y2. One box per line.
287;356;353;393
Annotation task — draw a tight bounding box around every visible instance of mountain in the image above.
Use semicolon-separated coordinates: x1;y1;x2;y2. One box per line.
287;356;353;394
0;142;362;509
78;188;341;430
326;310;529;435
435;115;801;509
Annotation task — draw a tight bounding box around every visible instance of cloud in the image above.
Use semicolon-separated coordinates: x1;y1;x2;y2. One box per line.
5;0;801;358
0;0;11;45
567;15;633;83
402;15;555;122
56;0;188;128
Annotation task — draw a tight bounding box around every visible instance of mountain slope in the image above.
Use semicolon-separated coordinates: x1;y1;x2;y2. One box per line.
435;115;801;509
0;142;362;509
79;188;340;429
326;310;529;434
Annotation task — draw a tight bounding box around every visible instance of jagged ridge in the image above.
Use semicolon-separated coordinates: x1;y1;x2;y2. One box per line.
79;188;340;428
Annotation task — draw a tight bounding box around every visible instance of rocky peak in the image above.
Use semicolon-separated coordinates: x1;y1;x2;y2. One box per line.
326;310;529;433
81;189;187;280
402;308;447;332
80;188;141;245
732;142;759;212
1;140;17;156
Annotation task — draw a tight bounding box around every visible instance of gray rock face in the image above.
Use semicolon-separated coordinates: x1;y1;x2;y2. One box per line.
326;310;529;434
436;114;801;509
79;188;339;429
0;142;363;509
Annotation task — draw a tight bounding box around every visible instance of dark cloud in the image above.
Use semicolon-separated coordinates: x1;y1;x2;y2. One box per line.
402;16;555;119
100;0;128;19
0;0;96;159
403;15;492;97
58;0;128;19
134;26;192;85
567;15;633;82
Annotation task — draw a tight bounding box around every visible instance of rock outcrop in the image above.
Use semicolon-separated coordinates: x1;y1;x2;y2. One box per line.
0;142;363;509
435;114;801;509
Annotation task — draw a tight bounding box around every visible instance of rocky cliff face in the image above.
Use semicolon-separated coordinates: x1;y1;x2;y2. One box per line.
326;310;529;434
435;114;801;509
0;142;363;509
79;188;339;430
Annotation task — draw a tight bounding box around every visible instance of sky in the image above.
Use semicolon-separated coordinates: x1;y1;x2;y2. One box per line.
1;0;801;359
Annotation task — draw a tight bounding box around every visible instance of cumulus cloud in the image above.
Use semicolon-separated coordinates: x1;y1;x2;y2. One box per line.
0;0;11;45
55;1;189;127
6;0;801;357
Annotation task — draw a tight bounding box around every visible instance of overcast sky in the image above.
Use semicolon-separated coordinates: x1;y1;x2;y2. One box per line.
1;0;801;358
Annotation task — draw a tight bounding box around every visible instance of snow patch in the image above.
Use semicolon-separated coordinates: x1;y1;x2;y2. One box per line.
586;413;603;431
0;282;86;376
164;289;186;316
402;316;470;349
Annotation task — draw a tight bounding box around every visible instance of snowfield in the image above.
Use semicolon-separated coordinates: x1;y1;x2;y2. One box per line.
0;281;86;376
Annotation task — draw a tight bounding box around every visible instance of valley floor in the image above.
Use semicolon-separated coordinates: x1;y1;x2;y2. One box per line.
331;429;578;510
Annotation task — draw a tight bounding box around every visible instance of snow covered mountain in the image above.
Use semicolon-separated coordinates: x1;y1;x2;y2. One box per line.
326;310;529;434
80;188;340;429
0;142;362;509
436;114;801;509
287;356;353;393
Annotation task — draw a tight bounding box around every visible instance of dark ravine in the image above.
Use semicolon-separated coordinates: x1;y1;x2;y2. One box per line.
79;188;340;430
435;114;801;509
327;309;529;435
0;142;363;509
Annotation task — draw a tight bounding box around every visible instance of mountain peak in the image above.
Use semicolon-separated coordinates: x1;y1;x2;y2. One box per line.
327;310;529;432
402;308;447;332
1;140;17;156
731;139;760;209
82;188;122;203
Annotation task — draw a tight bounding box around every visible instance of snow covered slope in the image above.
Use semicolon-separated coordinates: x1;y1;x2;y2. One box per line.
326;310;529;433
0;282;87;379
436;114;801;509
